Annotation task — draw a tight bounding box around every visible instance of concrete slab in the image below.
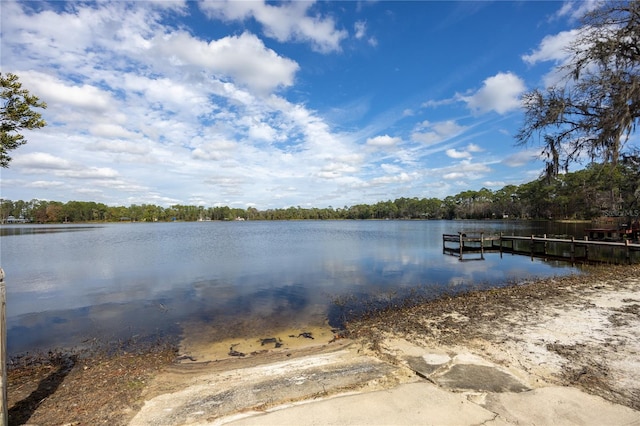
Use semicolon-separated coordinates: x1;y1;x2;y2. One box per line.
130;349;400;426
403;349;530;394
220;382;500;426
433;364;530;393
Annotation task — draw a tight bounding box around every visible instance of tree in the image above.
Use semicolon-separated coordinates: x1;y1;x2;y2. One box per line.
619;149;640;212
1;73;47;167
517;1;639;177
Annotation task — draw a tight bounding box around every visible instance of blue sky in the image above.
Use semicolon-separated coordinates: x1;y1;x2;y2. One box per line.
0;1;608;209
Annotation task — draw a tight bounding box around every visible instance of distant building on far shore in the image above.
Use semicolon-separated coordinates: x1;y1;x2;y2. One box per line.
3;215;29;224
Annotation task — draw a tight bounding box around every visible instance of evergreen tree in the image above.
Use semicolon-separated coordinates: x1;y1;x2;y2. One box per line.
1;73;47;167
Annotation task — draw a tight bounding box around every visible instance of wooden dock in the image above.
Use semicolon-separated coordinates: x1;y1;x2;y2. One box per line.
443;232;640;264
442;232;499;261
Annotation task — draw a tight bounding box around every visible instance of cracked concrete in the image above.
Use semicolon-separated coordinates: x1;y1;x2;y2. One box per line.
131;339;639;426
131;344;402;426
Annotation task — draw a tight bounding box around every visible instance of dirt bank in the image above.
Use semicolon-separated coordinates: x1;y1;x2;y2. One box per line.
7;264;640;425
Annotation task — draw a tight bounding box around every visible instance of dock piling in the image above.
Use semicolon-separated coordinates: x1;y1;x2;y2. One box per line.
0;268;6;426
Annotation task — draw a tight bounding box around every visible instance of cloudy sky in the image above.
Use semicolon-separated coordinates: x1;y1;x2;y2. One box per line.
0;1;604;209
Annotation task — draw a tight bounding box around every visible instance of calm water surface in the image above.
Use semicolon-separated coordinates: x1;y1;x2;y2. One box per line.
0;220;585;355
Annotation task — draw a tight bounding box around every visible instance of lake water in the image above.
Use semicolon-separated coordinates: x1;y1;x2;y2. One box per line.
0;220;586;356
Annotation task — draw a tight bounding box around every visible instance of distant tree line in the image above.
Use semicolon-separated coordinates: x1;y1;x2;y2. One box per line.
1;161;638;224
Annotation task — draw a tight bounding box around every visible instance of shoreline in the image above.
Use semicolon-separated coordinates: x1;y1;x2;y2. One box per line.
348;264;640;410
8;264;640;425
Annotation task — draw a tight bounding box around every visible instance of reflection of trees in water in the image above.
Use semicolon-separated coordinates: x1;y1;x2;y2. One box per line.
328;282;462;330
178;281;316;341
7;301;182;358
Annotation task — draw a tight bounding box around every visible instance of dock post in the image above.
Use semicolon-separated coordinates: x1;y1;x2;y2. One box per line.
570;236;575;263
0;268;6;426
480;232;485;259
626;239;631;265
584;236;589;261
499;232;503;256
543;234;547;255
459;233;463;259
530;235;534;259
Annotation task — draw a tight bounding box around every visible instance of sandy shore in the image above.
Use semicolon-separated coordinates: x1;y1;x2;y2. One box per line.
128;264;640;425
349;264;640;411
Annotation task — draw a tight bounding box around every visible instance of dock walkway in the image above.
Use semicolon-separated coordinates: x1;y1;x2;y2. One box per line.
443;232;640;264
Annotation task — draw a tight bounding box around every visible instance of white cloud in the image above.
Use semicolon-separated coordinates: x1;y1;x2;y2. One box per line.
411;132;442;146
422;98;456;108
458;160;492;173
411;120;467;146
433;121;466;136
151;31;300;94
446;148;471;159
432;159;492;181
20;71;114;113
60;167;120;180
370;172;412;185
12;152;119;180
199;0;348;53
87;140;149;156
90;124;139;139
521;28;593;87
502;150;540;167
354;21;367;39
366;135;401;148
443;172;465;180
122;75;208;113
12;152;73;170
249;123;277;142
483;180;506;188
27;180;65;189
467;143;483;153
553;1;604;21
192;139;238;161
522;29;579;65
205;175;248;189
4;2;181;74
351;21;376;46
445;143;484;160
317;161;360;179
460;72;526;115
380;163;403;174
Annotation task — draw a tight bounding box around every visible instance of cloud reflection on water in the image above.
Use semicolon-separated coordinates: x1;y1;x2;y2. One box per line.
2;221;583;356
